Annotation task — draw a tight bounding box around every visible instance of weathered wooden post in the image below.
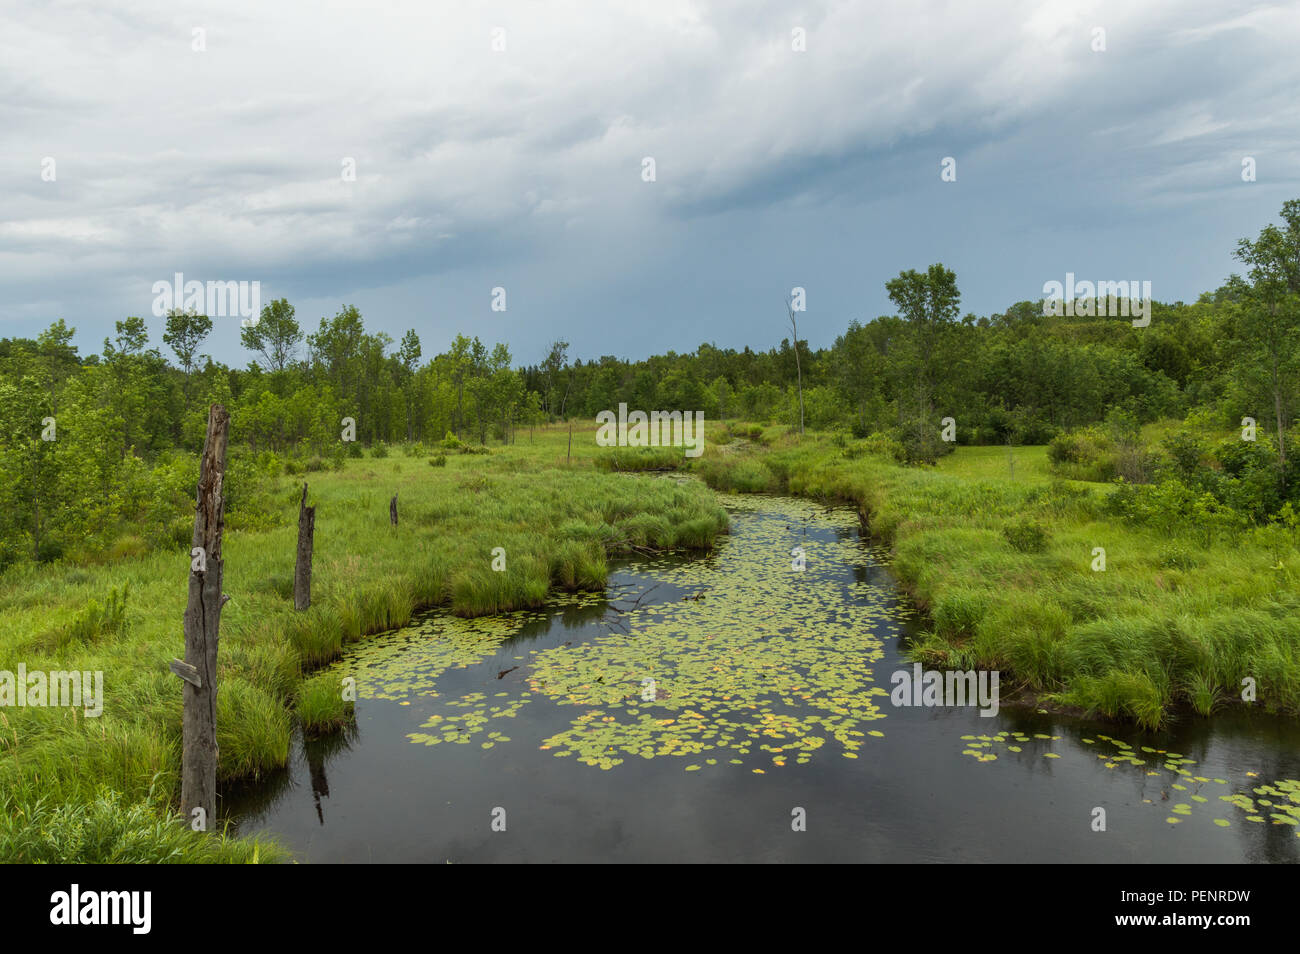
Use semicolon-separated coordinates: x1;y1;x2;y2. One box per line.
176;404;229;832
390;492;398;526
294;482;315;610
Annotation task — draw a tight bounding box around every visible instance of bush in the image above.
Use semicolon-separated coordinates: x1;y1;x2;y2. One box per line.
1002;518;1049;553
848;432;906;463
370;442;390;459
440;431;489;454
1161;431;1204;481
1107;477;1246;544
1048;426;1116;482
898;425;953;466
1212;435;1270;477
1158;545;1197;570
428;454;447;467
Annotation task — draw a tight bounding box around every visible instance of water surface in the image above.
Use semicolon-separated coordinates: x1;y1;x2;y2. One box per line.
228;494;1300;862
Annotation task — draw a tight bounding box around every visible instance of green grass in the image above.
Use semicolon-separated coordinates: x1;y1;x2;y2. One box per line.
593;445;691;471
0;424;729;860
0;785;286;863
296;671;355;736
699;426;1300;730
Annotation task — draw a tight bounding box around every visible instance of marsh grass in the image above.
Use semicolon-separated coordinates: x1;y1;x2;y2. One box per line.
0;785;285;863
699;426;1300;729
593;446;690;472
296;671;355;736
0;423;729;859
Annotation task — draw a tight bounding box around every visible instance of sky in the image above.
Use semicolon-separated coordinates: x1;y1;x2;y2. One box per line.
2;0;1298;369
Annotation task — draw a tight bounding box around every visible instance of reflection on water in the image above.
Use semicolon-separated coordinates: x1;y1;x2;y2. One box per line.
225;494;1300;862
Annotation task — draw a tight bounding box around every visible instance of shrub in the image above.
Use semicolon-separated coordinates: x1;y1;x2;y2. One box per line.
853;432;907;463
1048;427;1117;482
896;421;954;465
1158;545;1197;570
428;454;447;467
1002;518;1049;553
1211;435;1272;477
1161;431;1204;481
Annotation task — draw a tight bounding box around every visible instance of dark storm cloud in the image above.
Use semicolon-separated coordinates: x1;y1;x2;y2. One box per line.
0;0;1296;366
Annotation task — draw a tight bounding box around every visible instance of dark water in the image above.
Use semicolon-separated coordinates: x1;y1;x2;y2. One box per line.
227;495;1300;862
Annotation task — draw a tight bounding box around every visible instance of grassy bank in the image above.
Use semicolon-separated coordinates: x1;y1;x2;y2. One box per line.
698;428;1300;729
0;425;726;861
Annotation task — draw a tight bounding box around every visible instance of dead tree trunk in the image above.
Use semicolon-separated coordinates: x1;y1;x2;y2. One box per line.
390;493;398;526
294;482;315;611
786;296;805;437
178;404;230;831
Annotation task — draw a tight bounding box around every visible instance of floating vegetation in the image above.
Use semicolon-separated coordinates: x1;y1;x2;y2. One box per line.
328;497;906;774
957;730;1300;836
326;591;609;706
525;499;897;770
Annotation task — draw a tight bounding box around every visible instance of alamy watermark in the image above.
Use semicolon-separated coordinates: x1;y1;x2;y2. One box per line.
596;403;705;457
1042;273;1151;327
0;665;103;717
50;884;150;934
890;664;1000;717
151;273;261;327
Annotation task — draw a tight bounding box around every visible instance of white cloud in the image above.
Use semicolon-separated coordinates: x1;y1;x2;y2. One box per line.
0;0;1296;356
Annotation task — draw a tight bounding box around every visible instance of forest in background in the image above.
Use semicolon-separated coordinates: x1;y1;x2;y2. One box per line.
0;199;1296;570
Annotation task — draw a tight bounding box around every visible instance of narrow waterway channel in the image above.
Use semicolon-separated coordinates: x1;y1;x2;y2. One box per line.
228;493;1300;862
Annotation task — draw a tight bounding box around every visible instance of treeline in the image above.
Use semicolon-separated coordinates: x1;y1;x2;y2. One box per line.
0;200;1296;568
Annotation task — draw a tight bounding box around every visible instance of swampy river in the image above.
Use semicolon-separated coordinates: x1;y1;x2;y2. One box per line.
229;493;1300;862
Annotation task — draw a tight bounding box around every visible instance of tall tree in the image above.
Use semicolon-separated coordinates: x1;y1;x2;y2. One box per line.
542;340;569;421
163;308;213;407
108;316;149;356
243;298;302;372
1232;200;1300;485
397;329;422;441
36;319;78;412
446;334;473;438
886;264;962;459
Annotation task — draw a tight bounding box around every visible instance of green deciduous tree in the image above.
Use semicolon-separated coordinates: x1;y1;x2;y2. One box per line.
242;298;302;372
